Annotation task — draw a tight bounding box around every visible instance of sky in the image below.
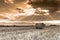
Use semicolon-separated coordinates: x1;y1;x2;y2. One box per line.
0;0;27;13
0;0;60;13
0;0;60;20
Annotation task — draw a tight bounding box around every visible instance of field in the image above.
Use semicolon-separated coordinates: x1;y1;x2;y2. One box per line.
0;25;59;40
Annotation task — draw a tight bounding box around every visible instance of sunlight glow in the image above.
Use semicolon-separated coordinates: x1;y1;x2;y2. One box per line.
4;0;14;4
44;13;49;15
41;10;49;12
40;20;60;24
24;5;36;16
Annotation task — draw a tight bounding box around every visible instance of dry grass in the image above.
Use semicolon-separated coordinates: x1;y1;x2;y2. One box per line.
0;26;60;40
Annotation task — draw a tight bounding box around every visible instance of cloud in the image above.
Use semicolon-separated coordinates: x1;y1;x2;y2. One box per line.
28;0;59;8
0;0;27;13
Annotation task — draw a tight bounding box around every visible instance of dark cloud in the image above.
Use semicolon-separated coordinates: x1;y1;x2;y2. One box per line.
28;0;59;13
28;0;59;8
27;0;60;20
